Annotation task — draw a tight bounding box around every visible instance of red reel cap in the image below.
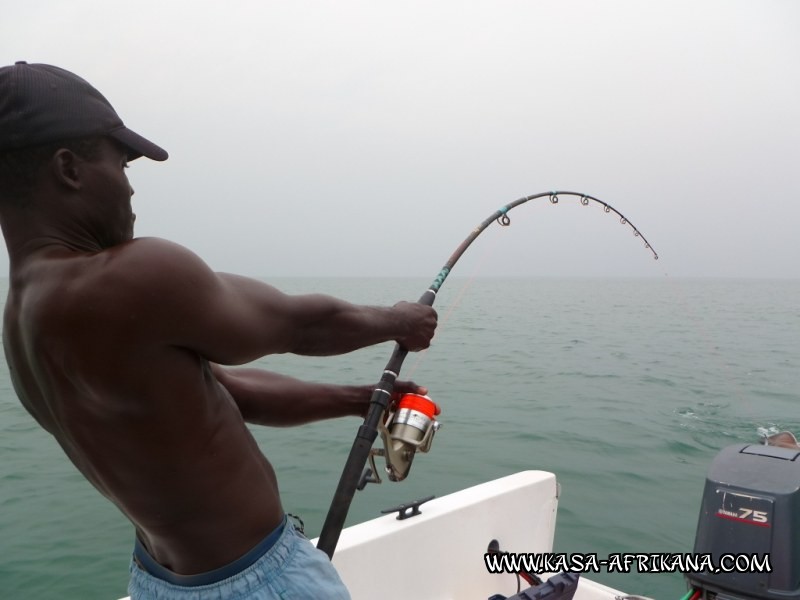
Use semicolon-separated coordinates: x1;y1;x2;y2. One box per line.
397;393;441;418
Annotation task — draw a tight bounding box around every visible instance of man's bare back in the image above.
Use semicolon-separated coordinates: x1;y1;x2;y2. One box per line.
0;62;436;591
3;236;287;574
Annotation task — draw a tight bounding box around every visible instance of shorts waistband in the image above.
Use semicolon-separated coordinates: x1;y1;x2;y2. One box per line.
132;515;288;587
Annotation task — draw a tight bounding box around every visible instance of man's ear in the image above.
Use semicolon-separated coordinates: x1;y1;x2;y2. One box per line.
50;148;83;191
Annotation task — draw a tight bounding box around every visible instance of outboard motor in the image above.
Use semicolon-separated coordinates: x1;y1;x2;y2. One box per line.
686;443;800;599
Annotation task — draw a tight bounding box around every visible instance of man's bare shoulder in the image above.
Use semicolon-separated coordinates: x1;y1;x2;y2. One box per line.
99;236;211;276
52;237;219;334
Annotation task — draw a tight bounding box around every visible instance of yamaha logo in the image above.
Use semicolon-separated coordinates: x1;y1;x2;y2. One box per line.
716;507;770;526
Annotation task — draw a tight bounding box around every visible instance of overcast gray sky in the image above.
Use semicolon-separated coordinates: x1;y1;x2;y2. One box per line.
3;0;798;279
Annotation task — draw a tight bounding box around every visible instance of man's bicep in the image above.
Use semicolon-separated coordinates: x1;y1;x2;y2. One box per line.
128;240;297;364
199;273;303;361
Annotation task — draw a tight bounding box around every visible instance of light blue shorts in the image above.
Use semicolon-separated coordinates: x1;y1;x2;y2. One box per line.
128;518;351;599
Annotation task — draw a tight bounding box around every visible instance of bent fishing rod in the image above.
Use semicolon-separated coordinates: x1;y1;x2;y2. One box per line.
316;191;658;558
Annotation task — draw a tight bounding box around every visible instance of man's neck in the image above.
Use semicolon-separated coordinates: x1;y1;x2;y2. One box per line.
1;203;109;273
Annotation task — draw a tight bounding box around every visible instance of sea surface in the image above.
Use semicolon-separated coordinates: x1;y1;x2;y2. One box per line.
1;277;798;599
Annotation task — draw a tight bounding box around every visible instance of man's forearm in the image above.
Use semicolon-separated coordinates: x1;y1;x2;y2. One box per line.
289;296;436;356
292;299;405;356
211;364;369;426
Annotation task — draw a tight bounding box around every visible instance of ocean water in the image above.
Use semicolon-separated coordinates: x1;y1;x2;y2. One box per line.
0;277;798;599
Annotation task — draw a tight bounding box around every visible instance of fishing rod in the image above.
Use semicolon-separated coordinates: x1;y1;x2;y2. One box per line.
316;191;658;558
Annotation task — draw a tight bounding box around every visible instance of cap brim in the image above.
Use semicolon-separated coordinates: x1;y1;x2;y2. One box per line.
109;126;168;162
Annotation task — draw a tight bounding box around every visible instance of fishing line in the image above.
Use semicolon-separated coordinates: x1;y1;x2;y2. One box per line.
404;226;506;379
317;191;658;558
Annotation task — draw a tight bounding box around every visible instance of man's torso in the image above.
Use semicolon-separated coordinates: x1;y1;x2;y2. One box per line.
3;242;285;574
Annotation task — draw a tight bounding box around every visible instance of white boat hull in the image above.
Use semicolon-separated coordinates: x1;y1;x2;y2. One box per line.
319;470;621;600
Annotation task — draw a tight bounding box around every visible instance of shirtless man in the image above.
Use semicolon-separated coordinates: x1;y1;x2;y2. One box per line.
0;62;437;599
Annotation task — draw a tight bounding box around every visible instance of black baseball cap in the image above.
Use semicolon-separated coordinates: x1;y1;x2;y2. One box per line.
0;61;168;161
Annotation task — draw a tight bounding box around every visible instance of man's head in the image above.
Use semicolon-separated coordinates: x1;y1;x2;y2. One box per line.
0;62;167;162
0;62;167;203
